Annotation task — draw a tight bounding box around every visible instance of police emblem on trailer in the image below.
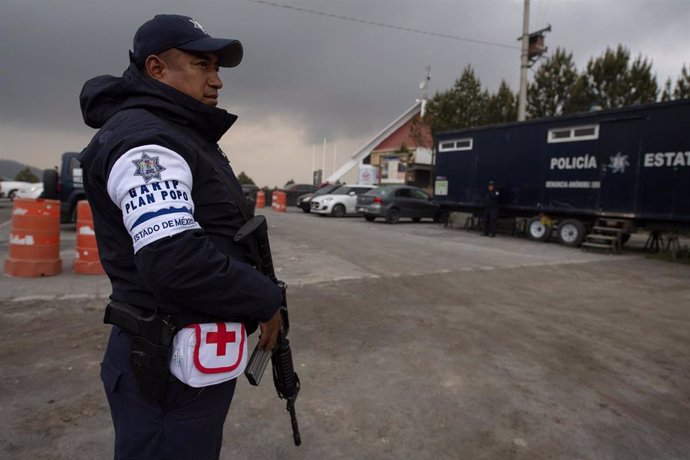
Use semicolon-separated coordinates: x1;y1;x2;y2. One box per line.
132;152;166;183
608;152;630;174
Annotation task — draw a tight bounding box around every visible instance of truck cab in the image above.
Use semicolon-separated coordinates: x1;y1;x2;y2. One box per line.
43;152;86;223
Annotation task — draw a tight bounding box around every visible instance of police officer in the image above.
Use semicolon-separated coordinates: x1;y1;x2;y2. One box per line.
79;15;282;459
482;180;500;237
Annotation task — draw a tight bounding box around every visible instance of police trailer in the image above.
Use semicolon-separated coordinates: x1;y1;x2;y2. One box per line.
434;98;690;249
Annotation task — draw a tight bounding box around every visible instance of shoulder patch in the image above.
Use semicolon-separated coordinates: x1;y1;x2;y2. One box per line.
107;144;201;253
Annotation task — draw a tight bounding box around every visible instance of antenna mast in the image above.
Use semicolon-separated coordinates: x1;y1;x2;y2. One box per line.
417;64;431;117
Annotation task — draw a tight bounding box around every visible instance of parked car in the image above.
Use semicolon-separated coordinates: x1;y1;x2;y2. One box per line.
311;185;376;217
297;183;342;213
0;180;34;200
357;185;441;224
15;183;44;199
281;183;317;207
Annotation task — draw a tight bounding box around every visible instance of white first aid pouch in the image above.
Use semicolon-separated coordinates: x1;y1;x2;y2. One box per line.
170;322;247;388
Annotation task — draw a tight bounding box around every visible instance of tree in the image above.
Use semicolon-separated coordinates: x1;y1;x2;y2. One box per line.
527;48;579;118
672;64;690;99
628;53;659;104
566;74;593;113
485;80;517;124
395;142;412;163
577;45;658;110
15;167;39;183
661;77;674;102
409;114;433;153
424;65;489;134
236;171;255;185
661;65;690;101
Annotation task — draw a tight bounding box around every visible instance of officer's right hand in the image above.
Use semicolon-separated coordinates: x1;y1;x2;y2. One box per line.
258;308;282;351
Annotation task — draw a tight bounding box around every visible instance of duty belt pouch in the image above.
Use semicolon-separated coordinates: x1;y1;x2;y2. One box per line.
170;322;248;388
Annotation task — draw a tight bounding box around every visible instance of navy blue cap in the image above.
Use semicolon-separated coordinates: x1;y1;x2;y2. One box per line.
131;14;243;68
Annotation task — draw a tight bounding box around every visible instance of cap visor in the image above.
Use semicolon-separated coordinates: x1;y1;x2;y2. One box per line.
178;37;243;67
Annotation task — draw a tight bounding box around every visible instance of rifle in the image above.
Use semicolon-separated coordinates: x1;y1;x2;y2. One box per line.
234;215;302;446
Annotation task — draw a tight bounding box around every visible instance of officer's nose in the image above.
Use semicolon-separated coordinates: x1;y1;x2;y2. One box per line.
209;70;223;90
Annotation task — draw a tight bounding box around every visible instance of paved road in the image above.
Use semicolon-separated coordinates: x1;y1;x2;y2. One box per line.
1;202;689;459
0;201;634;301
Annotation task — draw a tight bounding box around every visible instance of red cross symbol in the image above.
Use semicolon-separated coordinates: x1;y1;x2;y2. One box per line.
206;323;236;356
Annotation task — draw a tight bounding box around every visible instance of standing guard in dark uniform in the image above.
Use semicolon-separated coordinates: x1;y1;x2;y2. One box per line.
482;180;500;237
78;14;282;459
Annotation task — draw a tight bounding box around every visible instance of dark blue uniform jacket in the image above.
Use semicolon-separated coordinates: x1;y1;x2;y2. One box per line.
79;64;281;328
484;190;500;211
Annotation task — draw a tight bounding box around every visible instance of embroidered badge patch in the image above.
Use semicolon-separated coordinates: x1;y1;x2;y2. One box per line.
132;152;166;183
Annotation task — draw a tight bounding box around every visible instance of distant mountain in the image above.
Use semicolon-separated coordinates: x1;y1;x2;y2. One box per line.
0;159;44;181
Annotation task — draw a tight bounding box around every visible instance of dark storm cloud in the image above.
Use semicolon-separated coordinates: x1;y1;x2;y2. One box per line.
0;0;520;138
224;0;522;141
1;0;688;159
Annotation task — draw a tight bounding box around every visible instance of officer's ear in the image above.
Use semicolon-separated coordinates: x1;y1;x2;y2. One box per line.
144;55;167;81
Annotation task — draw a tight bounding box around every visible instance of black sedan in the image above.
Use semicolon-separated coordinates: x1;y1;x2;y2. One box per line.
356;185;442;224
281;183;317;207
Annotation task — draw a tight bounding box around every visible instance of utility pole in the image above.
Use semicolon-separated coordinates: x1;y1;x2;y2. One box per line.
322;138;327;183
517;1;551;122
517;0;530;121
332;143;337;175
311;144;316;185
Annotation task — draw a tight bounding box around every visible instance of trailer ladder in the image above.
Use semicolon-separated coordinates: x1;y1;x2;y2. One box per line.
582;218;631;254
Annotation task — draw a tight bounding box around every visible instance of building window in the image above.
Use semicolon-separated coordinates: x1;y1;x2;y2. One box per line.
547;124;599;143
438;138;473;152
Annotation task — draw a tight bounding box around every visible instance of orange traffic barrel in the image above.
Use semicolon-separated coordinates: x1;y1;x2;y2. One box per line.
4;198;62;277
272;191;287;212
256;191;265;209
73;200;105;275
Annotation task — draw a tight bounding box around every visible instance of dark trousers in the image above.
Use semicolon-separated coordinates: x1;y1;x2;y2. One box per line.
483;208;498;236
100;327;237;460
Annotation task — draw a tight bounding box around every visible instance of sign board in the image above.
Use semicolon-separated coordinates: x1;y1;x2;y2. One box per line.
434;177;448;196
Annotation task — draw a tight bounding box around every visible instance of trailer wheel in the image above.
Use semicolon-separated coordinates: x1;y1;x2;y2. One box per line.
527;216;551;242
433;210;447;224
557;219;586;247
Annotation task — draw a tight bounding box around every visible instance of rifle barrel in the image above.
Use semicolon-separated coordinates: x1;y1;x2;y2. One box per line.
289;402;301;446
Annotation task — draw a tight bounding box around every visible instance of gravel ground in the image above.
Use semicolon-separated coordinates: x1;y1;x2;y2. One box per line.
1;205;689;459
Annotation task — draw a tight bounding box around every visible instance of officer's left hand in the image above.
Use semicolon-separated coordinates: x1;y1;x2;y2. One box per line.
258;308;282;350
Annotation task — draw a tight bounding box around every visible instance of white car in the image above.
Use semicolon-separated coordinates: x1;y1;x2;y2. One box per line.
15;183;44;199
310;185;376;217
0;181;34;200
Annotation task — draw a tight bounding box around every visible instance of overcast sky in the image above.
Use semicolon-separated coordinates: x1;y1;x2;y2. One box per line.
1;0;688;187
